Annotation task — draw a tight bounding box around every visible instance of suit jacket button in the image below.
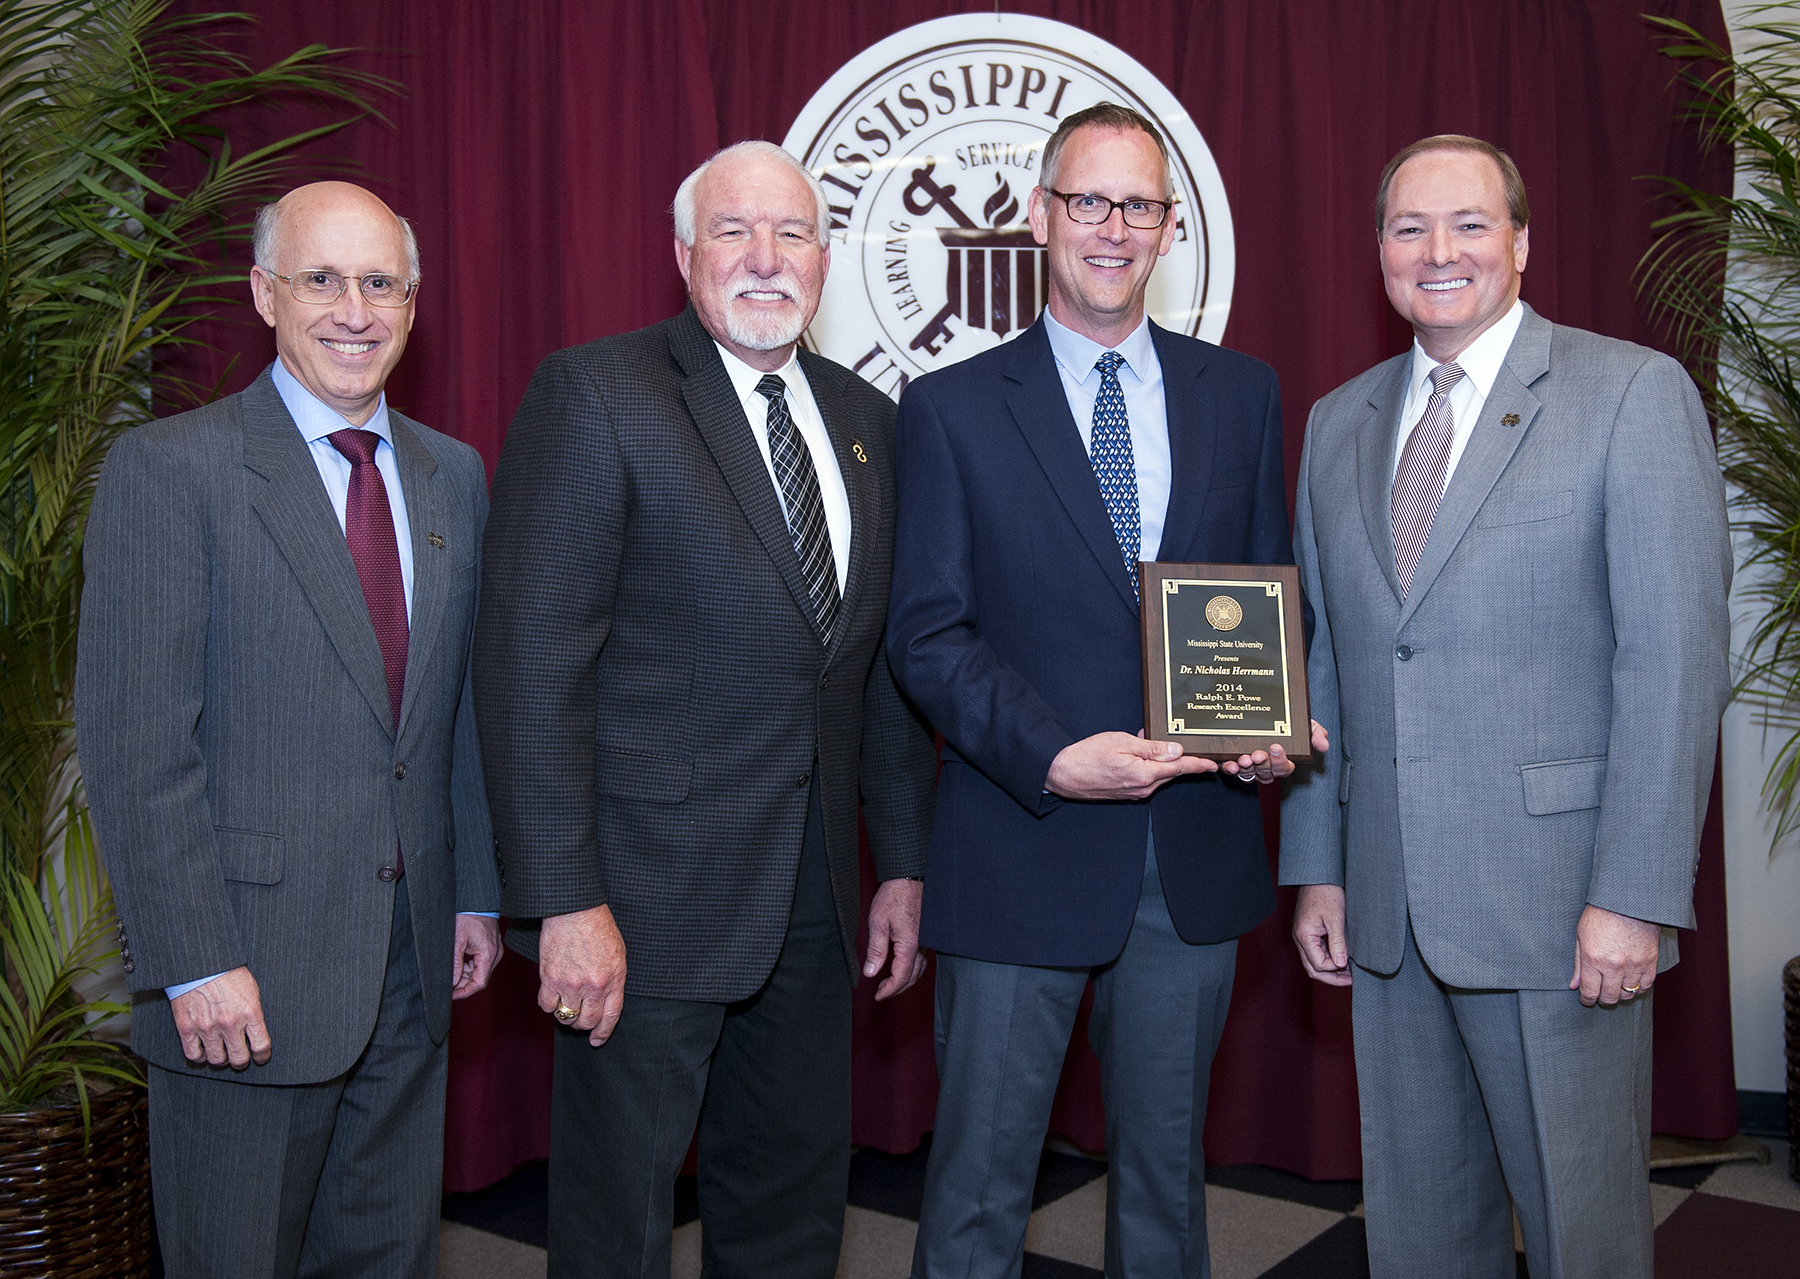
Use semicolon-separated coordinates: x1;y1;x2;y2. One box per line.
1395;645;1413;661
378;865;399;882
122;959;134;973
394;762;407;780
796;773;810;788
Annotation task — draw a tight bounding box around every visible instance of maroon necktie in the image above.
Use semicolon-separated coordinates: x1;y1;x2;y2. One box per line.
328;429;408;726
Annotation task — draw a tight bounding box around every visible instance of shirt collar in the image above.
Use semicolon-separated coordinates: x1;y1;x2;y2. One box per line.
714;341;804;405
1044;308;1156;385
269;356;392;447
1408;298;1525;402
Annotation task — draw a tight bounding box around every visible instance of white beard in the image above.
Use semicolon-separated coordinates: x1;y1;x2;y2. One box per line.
722;274;811;350
724;302;808;351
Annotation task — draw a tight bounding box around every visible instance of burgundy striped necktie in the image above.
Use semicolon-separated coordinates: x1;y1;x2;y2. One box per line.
1390;362;1466;598
327;429;408;726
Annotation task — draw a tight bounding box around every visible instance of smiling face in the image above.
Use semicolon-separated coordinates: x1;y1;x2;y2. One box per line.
675;150;829;373
1028;124;1177;349
249;183;415;426
1379;148;1529;362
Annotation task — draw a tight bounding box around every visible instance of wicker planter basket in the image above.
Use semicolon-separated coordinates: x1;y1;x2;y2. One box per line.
0;1083;152;1277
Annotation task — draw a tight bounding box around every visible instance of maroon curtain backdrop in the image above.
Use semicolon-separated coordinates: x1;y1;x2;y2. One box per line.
161;0;1738;1190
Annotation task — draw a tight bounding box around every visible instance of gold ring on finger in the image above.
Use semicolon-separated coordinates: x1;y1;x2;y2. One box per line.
553;1001;578;1023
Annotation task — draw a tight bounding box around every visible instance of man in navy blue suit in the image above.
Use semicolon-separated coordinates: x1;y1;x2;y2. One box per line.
887;103;1318;1278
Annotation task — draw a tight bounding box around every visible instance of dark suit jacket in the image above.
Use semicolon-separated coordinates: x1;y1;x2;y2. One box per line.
473;305;937;1003
886;317;1290;967
75;368;500;1084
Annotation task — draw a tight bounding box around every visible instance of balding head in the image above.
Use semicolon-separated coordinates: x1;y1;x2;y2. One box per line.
254;182;420;280
248;182;420;426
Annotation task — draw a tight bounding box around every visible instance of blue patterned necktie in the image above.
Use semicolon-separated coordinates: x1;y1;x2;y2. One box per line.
1090;351;1142;600
756;374;841;643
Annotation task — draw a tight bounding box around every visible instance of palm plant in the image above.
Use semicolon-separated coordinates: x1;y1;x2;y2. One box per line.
0;0;383;1107
1640;12;1800;847
0;829;134;1128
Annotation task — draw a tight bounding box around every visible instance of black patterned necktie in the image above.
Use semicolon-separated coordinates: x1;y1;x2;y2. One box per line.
1390;361;1466;598
756;375;841;643
1090;351;1142;600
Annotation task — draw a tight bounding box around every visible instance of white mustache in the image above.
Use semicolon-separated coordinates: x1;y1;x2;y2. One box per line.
730;271;801;302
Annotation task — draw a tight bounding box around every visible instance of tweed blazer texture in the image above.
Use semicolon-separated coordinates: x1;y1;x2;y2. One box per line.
474;305;937;1004
74;369;500;1084
1279;305;1731;989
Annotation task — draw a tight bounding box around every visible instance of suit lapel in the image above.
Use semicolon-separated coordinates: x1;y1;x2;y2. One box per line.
1398;308;1549;627
799;350;874;659
1357;356;1412;605
241;372;397;737
390;415;443;740
1153;322;1217;562
671;307;828;644
1005;320;1139;615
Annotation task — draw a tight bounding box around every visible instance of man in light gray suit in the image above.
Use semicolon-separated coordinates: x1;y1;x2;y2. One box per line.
1280;136;1730;1279
76;181;501;1277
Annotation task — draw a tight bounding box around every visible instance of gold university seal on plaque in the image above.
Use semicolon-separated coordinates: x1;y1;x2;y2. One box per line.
1205;595;1243;632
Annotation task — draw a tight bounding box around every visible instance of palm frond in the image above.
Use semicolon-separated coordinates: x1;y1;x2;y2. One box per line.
1641;10;1800;848
0;0;390;1107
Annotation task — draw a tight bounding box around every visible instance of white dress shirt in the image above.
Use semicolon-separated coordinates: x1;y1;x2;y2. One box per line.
1391;299;1526;492
1042;309;1172;563
714;342;852;591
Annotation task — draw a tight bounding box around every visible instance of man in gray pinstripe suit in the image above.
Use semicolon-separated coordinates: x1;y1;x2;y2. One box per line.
76;182;501;1277
475;141;937;1279
1280;137;1730;1279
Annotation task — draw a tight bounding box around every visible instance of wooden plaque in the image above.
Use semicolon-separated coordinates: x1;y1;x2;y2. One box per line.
1140;562;1311;761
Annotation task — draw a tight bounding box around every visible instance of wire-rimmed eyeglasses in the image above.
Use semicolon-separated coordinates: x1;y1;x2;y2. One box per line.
268;269;418;308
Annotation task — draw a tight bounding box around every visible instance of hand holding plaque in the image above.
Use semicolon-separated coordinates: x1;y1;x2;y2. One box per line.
1140;563;1312;761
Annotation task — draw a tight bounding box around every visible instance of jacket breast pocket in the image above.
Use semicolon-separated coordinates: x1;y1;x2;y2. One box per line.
1519;756;1606;816
213;827;284;884
1476;489;1575;528
598;747;694;805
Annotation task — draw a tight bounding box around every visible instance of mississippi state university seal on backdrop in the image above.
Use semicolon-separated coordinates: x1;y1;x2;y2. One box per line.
782;14;1234;400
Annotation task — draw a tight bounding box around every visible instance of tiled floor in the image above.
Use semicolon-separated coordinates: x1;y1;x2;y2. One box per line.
439;1137;1800;1278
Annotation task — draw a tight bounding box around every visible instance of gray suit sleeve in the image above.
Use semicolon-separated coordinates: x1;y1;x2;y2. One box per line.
1588;354;1730;927
452;457;500;914
1278;403;1347;888
75;430;245;990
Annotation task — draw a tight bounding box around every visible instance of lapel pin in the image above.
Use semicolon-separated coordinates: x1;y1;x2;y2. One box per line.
851;438;868;463
1501;413;1520;426
427;532;446;548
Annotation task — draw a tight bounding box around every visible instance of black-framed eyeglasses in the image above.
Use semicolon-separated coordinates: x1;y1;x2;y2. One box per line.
270;269;418;308
1048;190;1176;230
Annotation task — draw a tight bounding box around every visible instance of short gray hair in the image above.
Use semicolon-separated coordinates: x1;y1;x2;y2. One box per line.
672;140;832;247
252;199;422;280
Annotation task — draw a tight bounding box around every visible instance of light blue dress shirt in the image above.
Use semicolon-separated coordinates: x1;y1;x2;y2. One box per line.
271;357;415;616
165;361;488;1003
1042;309;1172;562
